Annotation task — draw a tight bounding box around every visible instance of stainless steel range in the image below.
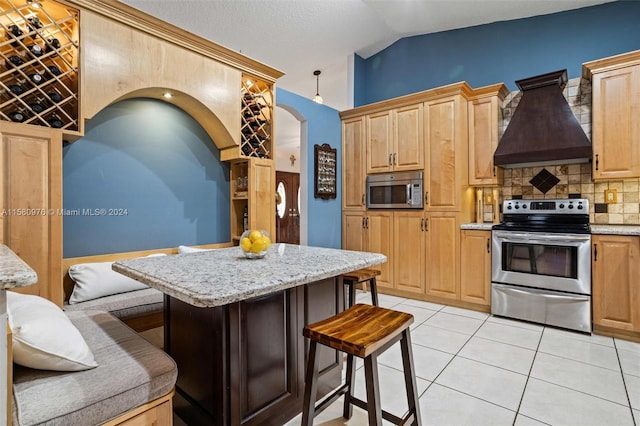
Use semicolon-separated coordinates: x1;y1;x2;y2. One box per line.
491;198;591;333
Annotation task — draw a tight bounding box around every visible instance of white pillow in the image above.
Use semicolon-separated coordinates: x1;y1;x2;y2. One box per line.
178;245;213;254
7;292;98;371
68;254;166;304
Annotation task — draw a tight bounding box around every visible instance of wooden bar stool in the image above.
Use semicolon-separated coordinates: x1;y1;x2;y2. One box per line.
341;268;380;308
302;304;421;426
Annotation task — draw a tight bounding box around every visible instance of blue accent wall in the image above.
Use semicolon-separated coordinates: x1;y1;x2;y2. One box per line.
356;1;640;105
63;98;230;257
276;88;342;249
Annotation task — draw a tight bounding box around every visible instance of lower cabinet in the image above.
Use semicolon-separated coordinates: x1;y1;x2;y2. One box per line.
592;234;640;332
342;210;394;289
460;230;492;306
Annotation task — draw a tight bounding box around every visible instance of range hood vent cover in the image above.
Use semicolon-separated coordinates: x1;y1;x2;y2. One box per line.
494;69;592;168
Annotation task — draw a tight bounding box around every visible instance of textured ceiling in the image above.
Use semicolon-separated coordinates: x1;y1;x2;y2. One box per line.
120;0;614;112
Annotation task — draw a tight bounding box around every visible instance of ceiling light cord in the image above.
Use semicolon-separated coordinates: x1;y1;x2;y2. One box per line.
313;70;323;104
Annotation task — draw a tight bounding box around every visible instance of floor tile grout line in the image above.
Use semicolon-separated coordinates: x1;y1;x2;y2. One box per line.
534;347;623;373
512;322;546;426
614;339;638;426
531;376;633;409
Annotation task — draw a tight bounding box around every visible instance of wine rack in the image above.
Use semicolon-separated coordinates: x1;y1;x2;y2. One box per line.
241;76;272;159
0;0;79;131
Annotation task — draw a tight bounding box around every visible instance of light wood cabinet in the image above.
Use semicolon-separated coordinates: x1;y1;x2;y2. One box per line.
424;213;460;300
366;104;423;174
230;158;275;242
341;210;394;289
583;50;640;180
393;212;425;294
0;122;62;305
393;212;459;298
592;234;640;332
468;84;508;186
342;117;366;210
424;95;469;211
460;230;491;306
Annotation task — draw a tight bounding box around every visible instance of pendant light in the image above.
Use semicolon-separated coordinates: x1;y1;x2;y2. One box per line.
312;70;323;104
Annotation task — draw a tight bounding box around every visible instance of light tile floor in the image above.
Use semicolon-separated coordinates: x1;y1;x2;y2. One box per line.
286;292;640;426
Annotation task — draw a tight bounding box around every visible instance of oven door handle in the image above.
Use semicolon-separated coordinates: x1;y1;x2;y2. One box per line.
494;284;591;302
493;232;591;244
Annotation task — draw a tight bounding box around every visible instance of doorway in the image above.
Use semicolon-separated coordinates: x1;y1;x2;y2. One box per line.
276;171;300;244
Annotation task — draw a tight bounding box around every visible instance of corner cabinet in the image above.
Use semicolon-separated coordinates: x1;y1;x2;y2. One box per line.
0;122;62;305
460;230;491;306
468;84;508;186
592;234;640;334
583;50;640;180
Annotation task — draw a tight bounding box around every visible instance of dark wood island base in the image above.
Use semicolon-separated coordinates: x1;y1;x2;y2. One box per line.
166;277;344;426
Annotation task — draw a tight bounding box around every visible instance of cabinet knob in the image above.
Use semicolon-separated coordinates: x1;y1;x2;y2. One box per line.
487;238;490;253
388;154;392;166
420;218;424;231
595;154;599;171
393;153;397;165
594;244;598;261
425;192;429;204
424;218;428;232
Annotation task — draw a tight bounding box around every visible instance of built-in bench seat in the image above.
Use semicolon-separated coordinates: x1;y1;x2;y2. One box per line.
11;310;177;425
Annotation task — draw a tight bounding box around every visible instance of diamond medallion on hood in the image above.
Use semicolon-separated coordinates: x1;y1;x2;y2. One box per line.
530;168;560;194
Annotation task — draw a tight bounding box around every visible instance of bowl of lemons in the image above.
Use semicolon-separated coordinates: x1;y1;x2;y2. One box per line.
239;229;272;259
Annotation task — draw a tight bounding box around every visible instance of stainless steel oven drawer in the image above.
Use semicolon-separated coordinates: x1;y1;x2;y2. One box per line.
491;283;591;333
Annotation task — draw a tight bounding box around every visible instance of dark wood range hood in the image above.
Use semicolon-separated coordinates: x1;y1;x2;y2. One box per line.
494;69;592;168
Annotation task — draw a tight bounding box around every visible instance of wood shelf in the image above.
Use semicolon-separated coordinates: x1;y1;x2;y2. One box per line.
0;0;79;130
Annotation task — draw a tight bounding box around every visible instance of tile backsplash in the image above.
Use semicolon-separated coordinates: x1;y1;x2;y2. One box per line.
477;77;640;225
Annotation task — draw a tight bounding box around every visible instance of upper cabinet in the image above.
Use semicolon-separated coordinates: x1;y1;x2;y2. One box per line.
424;94;470;212
468;84;508;186
583;50;640;180
0;0;79;133
342;116;366;210
366;103;424;173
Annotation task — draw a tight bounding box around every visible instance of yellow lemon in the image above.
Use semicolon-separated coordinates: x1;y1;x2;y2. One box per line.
249;230;263;242
240;237;252;252
261;235;271;247
250;238;267;253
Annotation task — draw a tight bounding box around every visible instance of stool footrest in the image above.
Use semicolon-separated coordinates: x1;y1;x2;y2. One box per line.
312;383;349;417
349;396;408;424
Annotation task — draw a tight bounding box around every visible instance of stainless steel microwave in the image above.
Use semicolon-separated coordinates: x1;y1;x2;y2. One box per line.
366;171;423;209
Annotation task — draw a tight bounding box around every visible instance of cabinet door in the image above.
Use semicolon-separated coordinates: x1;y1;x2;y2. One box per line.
468;96;501;186
424;213;459;299
592;235;640;331
342;211;366;252
460;230;491;306
249;158;275;238
424;96;465;211
342;117;366;210
366;111;393;173
0;123;62;306
393;212;425;294
366;211;394;290
394;104;424;171
591;65;640;180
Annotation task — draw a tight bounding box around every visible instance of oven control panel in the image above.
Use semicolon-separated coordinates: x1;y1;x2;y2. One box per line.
503;198;589;214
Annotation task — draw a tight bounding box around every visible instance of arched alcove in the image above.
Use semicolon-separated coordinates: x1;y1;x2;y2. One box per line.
63;97;230;257
275;104;308;245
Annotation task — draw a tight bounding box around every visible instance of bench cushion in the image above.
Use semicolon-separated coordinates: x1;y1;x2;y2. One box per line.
12;310;177;426
64;288;163;320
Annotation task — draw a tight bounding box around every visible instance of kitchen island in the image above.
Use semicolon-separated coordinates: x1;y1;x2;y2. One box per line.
113;244;386;425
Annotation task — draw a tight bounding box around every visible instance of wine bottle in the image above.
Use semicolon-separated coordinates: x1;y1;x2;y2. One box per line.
6;55;24;69
7;25;23;47
8;111;27;122
9;84;24;95
28;97;46;113
28;44;43;57
45;38;61;56
28;72;45;85
47;91;62;103
47;65;61;77
27;16;42;30
47;113;63;128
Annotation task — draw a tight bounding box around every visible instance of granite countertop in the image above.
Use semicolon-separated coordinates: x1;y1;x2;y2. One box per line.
460;223;494;231
0;244;38;290
113;244;386;308
590;225;640;236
